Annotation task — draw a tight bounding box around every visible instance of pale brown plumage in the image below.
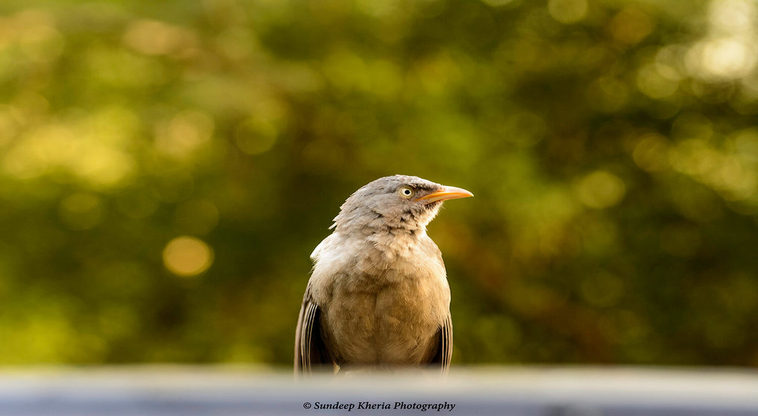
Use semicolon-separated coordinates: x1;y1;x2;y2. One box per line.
294;175;472;374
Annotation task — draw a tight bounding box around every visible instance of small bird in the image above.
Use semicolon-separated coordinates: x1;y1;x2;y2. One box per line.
294;175;473;374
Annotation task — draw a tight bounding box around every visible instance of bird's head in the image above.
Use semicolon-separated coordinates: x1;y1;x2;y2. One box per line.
331;175;473;234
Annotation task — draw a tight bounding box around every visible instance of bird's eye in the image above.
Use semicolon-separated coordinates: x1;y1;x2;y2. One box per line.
399;187;414;198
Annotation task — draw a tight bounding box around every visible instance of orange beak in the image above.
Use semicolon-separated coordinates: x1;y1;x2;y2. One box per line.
418;185;474;203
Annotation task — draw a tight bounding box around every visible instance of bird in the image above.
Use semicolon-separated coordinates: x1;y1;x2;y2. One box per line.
294;175;473;375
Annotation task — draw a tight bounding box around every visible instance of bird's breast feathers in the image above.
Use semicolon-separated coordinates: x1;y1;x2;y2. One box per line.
309;232;448;300
309;232;450;366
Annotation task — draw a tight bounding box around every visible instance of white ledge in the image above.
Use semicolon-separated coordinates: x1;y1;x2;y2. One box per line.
0;366;756;415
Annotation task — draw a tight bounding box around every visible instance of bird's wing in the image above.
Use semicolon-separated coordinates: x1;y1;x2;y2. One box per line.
430;313;453;374
294;292;334;375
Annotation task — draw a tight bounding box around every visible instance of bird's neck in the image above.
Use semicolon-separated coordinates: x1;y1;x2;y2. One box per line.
337;222;425;237
333;208;427;235
334;225;431;262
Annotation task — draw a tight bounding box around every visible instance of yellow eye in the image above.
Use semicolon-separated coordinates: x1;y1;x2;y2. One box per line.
399;187;414;198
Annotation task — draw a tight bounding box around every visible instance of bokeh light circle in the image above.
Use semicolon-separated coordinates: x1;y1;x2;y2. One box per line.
162;236;214;277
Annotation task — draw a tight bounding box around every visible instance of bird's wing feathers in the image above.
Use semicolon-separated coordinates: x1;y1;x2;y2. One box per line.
430;313;453;373
294;292;334;375
440;313;453;373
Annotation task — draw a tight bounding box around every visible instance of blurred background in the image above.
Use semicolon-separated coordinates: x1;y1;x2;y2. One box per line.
0;0;757;369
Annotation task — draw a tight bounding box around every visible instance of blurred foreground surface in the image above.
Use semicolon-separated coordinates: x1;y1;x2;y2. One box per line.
1;366;757;416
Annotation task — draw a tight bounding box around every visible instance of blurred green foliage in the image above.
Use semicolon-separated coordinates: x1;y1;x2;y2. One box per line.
1;0;758;367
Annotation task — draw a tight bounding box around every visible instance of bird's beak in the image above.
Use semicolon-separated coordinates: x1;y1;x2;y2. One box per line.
418;186;474;203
